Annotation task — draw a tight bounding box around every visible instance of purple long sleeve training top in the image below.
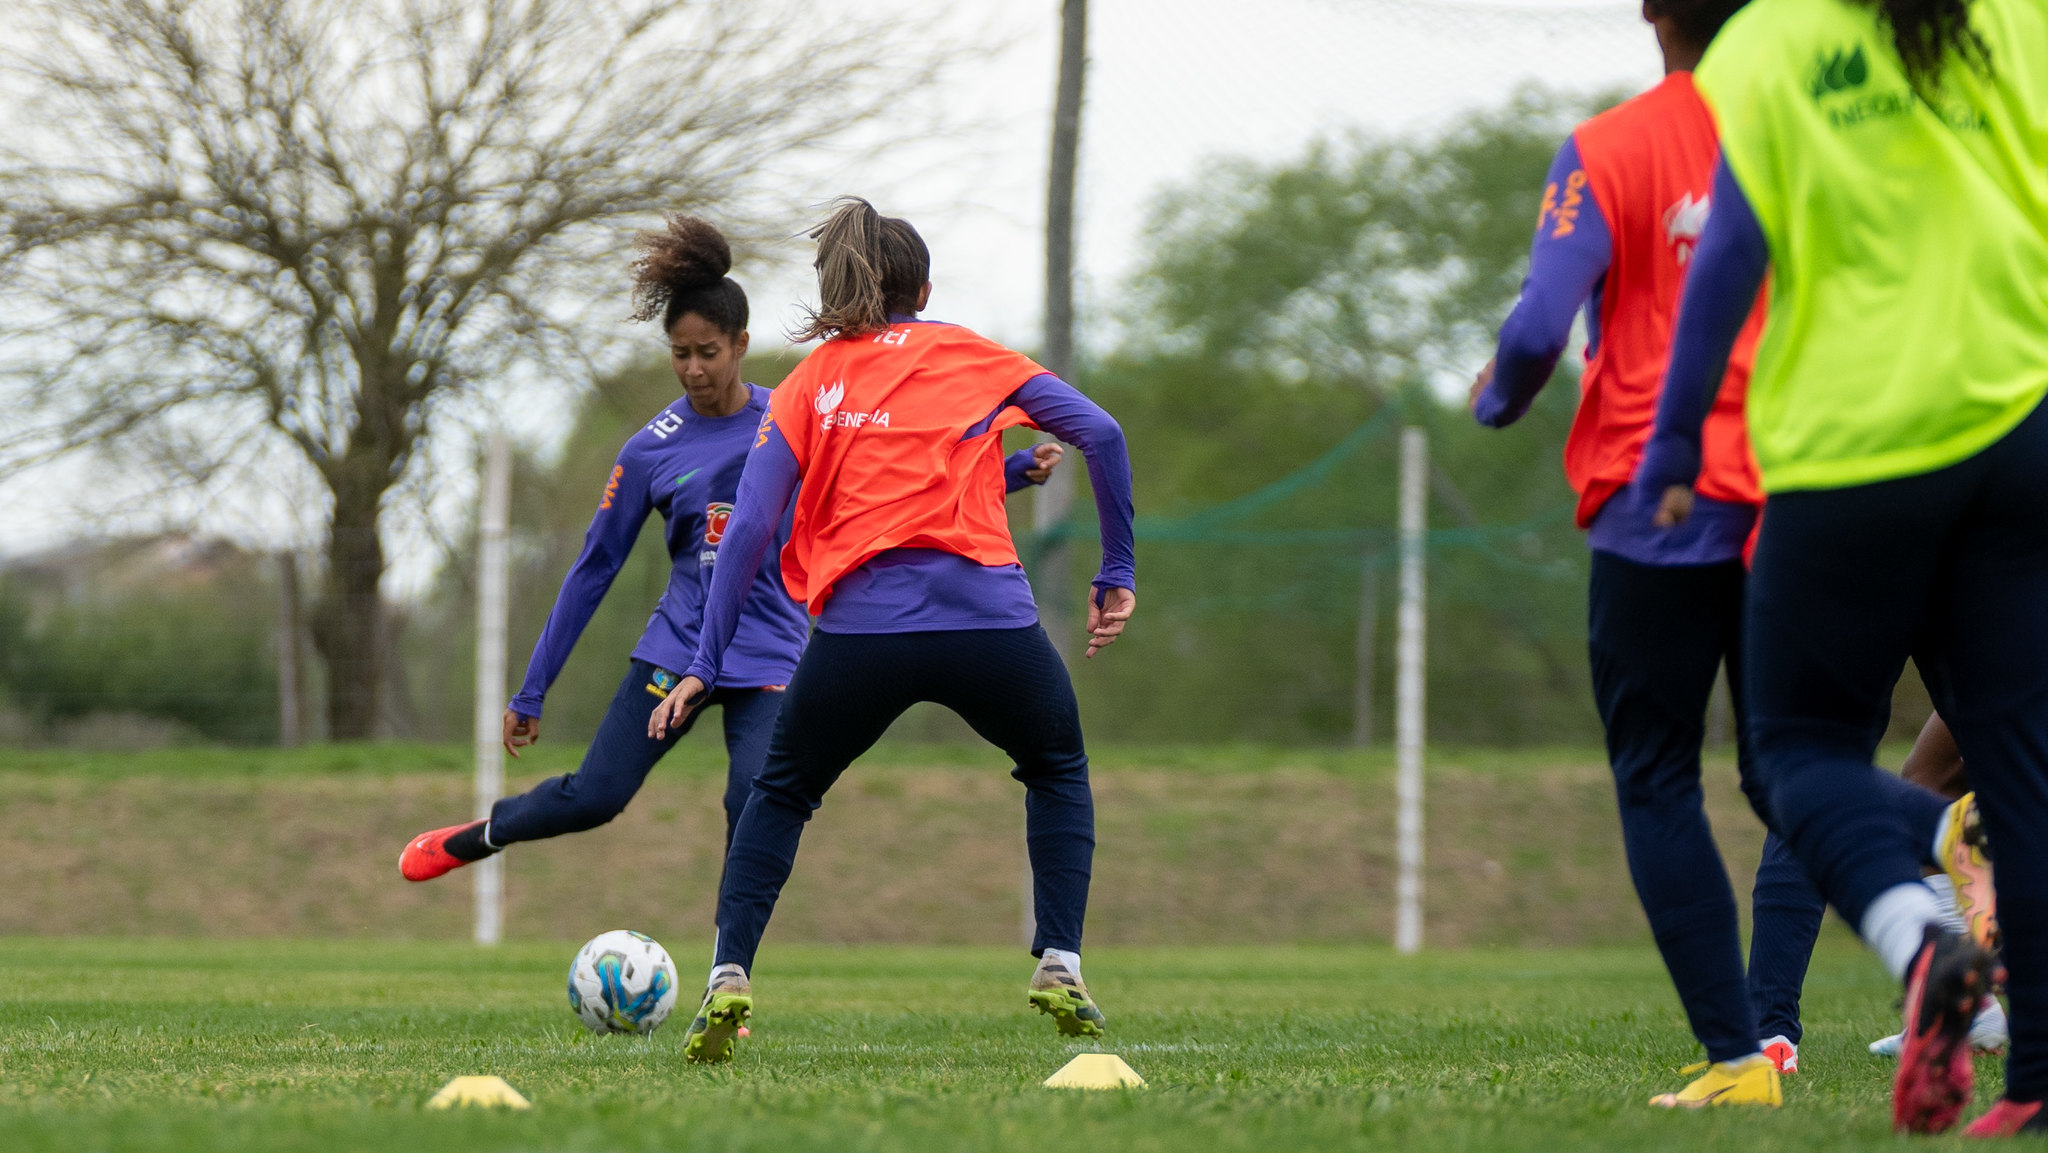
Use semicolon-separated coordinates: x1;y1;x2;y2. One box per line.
508;382;1051;717
684;368;1135;690
1478;137;1756;566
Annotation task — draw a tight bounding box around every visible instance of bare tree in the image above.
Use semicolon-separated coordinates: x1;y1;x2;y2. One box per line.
0;0;950;738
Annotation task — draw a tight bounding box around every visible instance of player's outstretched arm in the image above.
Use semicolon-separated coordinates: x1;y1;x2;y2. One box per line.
507;441;657;753
1008;373;1136;658
1474;136;1613;428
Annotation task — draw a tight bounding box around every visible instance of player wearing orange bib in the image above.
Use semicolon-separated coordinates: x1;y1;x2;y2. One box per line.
647;198;1138;1064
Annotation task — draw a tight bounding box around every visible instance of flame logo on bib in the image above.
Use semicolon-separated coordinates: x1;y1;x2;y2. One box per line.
1664;192;1712;266
815;380;845;415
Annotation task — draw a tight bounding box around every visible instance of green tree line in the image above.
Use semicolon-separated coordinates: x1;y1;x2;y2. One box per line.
11;89;1834;749
405;89;1606;747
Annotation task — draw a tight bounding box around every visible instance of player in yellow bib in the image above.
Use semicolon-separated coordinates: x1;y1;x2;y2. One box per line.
1639;0;2048;1135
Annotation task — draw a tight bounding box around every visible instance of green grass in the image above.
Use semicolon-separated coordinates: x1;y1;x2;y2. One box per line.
0;739;1929;782
0;937;2002;1151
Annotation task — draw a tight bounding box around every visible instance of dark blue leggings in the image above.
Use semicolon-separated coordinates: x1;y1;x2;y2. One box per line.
1748;396;2048;1098
1589;553;1949;1058
714;625;1094;971
1749;779;1949;1044
1750;831;1824;1044
1589;553;1767;1063
487;659;783;848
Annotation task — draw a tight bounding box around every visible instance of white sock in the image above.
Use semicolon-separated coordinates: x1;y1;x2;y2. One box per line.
482;821;502;851
1040;948;1082;981
1861;881;1947;980
1924;873;1968;935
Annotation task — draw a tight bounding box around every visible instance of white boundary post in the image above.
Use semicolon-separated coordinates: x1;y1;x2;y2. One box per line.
1394;427;1428;954
473;433;512;946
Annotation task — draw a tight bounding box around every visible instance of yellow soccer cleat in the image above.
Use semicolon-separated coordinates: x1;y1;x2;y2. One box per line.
1650;1054;1783;1109
1937;793;1999;950
683;965;753;1065
1028;954;1106;1039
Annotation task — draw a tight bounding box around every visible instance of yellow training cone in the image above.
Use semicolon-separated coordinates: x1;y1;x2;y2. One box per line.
426;1075;532;1110
1043;1053;1146;1089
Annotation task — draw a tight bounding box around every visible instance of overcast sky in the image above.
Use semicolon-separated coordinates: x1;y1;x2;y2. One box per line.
791;0;1660;343
0;0;1663;586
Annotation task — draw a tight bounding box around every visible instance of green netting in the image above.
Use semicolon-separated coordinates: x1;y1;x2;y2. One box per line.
1037;408;1579;582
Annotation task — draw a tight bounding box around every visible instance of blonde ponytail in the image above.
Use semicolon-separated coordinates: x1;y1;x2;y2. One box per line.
793;197;933;342
794;198;891;341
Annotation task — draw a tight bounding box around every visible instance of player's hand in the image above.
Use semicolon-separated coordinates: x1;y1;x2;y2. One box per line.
1085;587;1135;659
647;676;708;740
1025;442;1065;484
1468;358;1496;416
1654;485;1695;528
503;710;539;759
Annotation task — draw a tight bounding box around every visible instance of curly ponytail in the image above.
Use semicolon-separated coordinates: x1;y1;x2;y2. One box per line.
628;214;749;336
1862;0;1991;91
792;197;931;342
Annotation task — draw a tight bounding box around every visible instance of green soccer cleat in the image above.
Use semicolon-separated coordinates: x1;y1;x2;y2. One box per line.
1028;955;1106;1038
683;965;753;1065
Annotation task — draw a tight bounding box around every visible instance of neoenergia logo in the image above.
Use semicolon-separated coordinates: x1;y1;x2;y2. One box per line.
815;380;845;414
1811;44;1868;100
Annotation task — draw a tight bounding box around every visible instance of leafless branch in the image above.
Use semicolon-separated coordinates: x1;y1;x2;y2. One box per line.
0;0;963;735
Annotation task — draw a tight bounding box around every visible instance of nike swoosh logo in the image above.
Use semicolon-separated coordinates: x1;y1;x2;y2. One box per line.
673;469;700;487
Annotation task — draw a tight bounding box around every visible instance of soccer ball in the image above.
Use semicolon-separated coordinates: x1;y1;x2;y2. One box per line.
567;930;679;1035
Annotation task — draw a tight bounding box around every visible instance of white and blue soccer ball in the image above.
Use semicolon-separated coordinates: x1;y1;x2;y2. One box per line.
567;930;679;1035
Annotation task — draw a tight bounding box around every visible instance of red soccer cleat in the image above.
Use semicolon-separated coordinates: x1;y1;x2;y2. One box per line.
400;820;487;882
1966;1098;2048;1137
1761;1035;1798;1076
1894;927;1998;1134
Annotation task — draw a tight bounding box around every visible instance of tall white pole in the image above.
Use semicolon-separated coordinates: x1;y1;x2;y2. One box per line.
1394;427;1428;954
473;433;513;946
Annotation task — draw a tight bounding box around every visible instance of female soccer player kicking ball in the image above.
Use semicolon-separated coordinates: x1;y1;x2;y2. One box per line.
1642;0;2045;1132
648;198;1136;1064
397;216;1061;881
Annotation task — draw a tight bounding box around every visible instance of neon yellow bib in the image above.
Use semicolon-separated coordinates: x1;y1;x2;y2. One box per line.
1697;0;2048;491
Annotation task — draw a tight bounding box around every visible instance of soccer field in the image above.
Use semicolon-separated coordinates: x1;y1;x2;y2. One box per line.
0;937;1992;1151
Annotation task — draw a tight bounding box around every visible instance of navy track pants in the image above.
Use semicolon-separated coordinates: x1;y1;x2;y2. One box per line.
1747;396;2048;1099
1589;552;1779;1063
488;659;782;849
714;625;1094;971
